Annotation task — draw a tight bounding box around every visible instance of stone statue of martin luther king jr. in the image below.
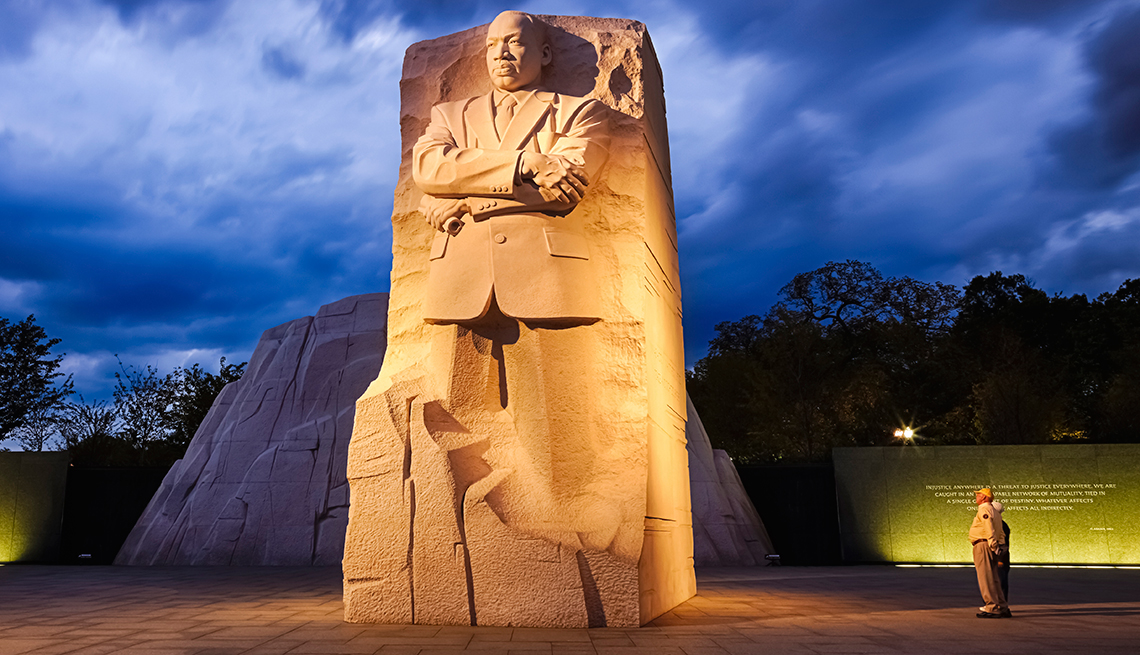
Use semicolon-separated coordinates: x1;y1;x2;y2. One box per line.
406;11;627;560
414;10;610;325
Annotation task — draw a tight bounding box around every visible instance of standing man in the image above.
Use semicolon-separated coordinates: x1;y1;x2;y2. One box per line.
970;487;1011;618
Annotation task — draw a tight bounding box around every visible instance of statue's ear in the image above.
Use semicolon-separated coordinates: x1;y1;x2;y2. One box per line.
541;43;552;67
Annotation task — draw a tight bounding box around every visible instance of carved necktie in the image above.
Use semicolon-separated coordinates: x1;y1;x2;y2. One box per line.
495;95;517;141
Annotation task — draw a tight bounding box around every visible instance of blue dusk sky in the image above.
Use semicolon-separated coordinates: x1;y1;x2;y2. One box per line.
2;0;1140;401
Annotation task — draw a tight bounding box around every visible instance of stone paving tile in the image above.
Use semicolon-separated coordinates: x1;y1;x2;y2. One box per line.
629;635;720;648
361;624;448;638
461;641;552;652
52;628;144;639
468;628;516;642
511;629;590;643
1;627;76;638
239;642;307;655
0;640;59;655
2;566;1140;654
113;648;201;655
344;635;473;647
197;627;285;640
48;645;130;655
286;641;380;653
26;643;117;655
354;625;445;638
593;648;685;655
277;626;367;641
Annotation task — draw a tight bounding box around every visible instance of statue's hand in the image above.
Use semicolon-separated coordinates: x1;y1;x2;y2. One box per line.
521;152;589;204
420;196;469;233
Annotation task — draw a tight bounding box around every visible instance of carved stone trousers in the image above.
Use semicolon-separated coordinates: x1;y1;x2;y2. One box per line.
436;297;643;561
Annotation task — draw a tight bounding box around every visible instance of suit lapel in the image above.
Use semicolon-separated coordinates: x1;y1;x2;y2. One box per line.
466;93;497;149
500;92;553;151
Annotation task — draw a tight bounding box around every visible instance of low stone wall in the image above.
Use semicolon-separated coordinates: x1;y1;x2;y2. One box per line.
0;451;69;562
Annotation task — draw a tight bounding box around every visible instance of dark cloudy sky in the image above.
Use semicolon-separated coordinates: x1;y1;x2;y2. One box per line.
3;0;1140;402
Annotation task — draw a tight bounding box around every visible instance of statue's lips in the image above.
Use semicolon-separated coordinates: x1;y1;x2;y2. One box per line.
493;66;517;76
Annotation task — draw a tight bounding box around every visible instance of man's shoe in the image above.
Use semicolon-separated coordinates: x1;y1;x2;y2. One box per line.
999;608;1013;618
976;611;1003;618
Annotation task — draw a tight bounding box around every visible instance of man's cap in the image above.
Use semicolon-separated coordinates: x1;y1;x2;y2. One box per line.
975;487;993;498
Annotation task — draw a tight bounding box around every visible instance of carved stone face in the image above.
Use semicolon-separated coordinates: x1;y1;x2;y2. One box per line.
485;12;551;92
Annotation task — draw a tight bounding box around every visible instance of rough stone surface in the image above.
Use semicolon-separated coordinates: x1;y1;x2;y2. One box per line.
343;15;692;628
686;395;774;566
115;293;388;566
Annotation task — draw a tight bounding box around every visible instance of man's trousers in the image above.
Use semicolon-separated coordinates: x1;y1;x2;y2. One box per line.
973;540;1008;612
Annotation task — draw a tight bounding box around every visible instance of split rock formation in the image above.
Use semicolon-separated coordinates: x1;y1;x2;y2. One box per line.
115;294;388;565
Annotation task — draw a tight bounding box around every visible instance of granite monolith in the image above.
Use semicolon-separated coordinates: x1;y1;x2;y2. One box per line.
343;13;691;627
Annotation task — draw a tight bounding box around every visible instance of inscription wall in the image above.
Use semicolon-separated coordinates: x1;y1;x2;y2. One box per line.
834;445;1140;563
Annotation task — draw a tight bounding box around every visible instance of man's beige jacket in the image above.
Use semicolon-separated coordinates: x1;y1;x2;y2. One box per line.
969;501;1006;550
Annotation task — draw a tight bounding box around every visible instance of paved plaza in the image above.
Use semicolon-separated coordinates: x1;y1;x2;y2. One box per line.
1;564;1138;654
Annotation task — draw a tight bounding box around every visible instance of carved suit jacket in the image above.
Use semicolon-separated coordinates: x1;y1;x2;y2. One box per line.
412;89;610;324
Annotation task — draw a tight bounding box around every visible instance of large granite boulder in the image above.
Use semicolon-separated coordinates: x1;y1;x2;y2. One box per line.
115;293;388;565
686;394;774;566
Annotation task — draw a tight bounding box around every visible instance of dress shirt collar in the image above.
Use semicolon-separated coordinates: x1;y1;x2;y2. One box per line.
492;88;556;106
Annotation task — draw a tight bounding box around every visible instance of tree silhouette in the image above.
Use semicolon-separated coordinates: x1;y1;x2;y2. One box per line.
689;261;1140;462
0;315;73;446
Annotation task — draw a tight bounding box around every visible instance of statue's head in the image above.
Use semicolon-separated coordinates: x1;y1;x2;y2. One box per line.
486;11;551;92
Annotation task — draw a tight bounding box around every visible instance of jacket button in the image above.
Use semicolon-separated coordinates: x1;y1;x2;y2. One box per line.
494;234;506;244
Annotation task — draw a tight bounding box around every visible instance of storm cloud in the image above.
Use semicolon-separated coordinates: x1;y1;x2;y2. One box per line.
1;0;1138;404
